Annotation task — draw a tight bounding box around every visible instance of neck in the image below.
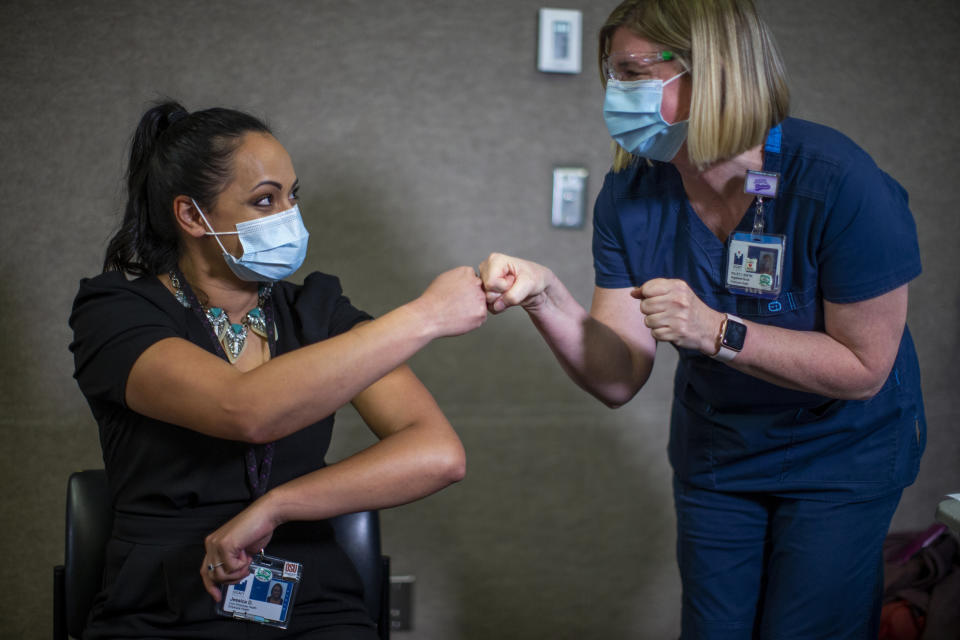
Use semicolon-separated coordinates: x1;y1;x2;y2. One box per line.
671;145;764;241
672;144;764;198
177;254;260;319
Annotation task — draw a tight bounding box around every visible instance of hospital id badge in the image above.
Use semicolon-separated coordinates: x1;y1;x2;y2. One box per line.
725;232;785;299
216;552;302;629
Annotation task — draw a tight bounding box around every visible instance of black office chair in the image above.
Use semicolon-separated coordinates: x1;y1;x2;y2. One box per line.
53;470;112;640
331;506;392;638
53;469;390;639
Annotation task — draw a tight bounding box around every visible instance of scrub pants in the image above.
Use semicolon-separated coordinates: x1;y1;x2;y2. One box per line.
673;478;902;639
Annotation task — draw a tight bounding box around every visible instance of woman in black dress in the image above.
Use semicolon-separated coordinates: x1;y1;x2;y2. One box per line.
70;100;487;639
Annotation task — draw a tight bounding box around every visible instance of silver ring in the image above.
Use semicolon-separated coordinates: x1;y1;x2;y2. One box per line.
207;561;224;572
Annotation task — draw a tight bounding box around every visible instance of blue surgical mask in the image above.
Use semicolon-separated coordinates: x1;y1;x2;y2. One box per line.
603;71;688;162
192;198;309;282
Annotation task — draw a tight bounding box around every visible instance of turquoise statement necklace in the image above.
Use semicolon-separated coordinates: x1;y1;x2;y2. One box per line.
168;267;278;498
169;271;276;363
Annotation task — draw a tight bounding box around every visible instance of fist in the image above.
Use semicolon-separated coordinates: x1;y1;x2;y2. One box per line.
632;278;722;353
477;252;551;313
419;266;488;337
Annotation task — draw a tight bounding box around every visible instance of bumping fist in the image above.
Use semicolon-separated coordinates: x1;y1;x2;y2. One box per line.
477;253;552;313
417;266;488;337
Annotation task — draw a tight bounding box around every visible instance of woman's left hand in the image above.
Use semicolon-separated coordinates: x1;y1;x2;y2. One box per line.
632;278;723;354
200;501;277;601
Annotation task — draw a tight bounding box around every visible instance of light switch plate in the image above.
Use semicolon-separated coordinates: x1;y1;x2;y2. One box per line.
551;167;588;228
537;8;582;74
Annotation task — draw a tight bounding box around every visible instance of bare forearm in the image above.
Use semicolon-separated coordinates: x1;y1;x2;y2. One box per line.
226;302;437;442
478;253;654;407
728;322;896;400
526;275;652;407
200;412;465;600
253;421;466;525
637;280;906;402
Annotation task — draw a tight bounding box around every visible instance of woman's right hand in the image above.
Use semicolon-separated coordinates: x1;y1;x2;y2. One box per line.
478;252;552;313
201;499;278;601
412;266;488;338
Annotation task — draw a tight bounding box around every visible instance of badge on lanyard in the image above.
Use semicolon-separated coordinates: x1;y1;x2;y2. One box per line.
217;551;303;629
725;170;786;299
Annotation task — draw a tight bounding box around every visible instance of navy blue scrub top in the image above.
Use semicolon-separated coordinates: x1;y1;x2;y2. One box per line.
593;117;925;500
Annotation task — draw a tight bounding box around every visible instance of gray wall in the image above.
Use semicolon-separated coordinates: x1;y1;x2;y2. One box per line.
2;1;958;638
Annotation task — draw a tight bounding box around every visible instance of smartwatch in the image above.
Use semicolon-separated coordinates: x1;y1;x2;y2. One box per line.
712;314;746;362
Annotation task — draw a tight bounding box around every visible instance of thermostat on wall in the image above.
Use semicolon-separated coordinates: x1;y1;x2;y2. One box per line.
538;8;582;74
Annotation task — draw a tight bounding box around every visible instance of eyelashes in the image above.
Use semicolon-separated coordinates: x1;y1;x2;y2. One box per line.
253;188;299;208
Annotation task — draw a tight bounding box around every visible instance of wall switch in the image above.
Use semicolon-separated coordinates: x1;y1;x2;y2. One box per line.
537;8;582;73
551;167;588;228
389;575;415;631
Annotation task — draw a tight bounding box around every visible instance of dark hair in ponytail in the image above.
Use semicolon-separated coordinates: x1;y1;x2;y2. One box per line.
103;100;272;276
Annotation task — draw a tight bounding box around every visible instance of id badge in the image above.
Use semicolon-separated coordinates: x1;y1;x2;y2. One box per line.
216;553;302;629
725;232;785;299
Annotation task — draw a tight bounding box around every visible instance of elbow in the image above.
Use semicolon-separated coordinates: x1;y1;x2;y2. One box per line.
244;426;278;445
232;415;275;444
859;363;896;400
446;458;467;485
422;436;466;487
218;396;277;444
849;359;897;401
438;442;467;484
846;377;887;402
582;369;649;409
591;385;640;409
830;367;890;402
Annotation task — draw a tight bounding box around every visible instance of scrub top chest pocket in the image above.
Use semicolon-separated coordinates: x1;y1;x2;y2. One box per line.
725;232;785;299
725;170;785;300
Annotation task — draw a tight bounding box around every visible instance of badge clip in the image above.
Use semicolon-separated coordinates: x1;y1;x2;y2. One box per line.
744;170;779;198
744;170;780;236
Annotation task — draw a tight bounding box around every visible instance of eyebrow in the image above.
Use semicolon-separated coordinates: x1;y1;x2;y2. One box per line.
251;178;299;192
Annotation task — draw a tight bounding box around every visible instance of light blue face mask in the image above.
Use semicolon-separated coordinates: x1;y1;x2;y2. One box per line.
603;71;688;162
192;198;309;282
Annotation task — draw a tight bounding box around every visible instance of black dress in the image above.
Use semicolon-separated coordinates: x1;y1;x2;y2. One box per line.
70;271;379;639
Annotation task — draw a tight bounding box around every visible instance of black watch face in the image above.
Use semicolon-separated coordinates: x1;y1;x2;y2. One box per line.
723;320;747;351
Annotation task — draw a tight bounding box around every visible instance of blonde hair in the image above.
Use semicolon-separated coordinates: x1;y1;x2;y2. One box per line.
599;0;790;171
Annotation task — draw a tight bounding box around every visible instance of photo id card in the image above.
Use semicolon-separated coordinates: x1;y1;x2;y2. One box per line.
216;553;302;629
725;232;785;299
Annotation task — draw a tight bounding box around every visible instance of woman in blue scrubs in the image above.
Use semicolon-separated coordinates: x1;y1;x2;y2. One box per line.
480;0;925;637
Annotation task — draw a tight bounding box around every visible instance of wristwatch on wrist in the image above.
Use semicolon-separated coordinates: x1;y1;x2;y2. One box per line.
711;313;746;362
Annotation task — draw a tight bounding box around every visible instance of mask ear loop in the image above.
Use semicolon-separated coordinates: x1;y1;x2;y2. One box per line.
661;70;689;125
663;69;687;86
190;198;237;257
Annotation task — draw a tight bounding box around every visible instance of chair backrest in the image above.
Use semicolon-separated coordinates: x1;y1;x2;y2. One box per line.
329;509;386;625
59;470;388;639
63;469;113;639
